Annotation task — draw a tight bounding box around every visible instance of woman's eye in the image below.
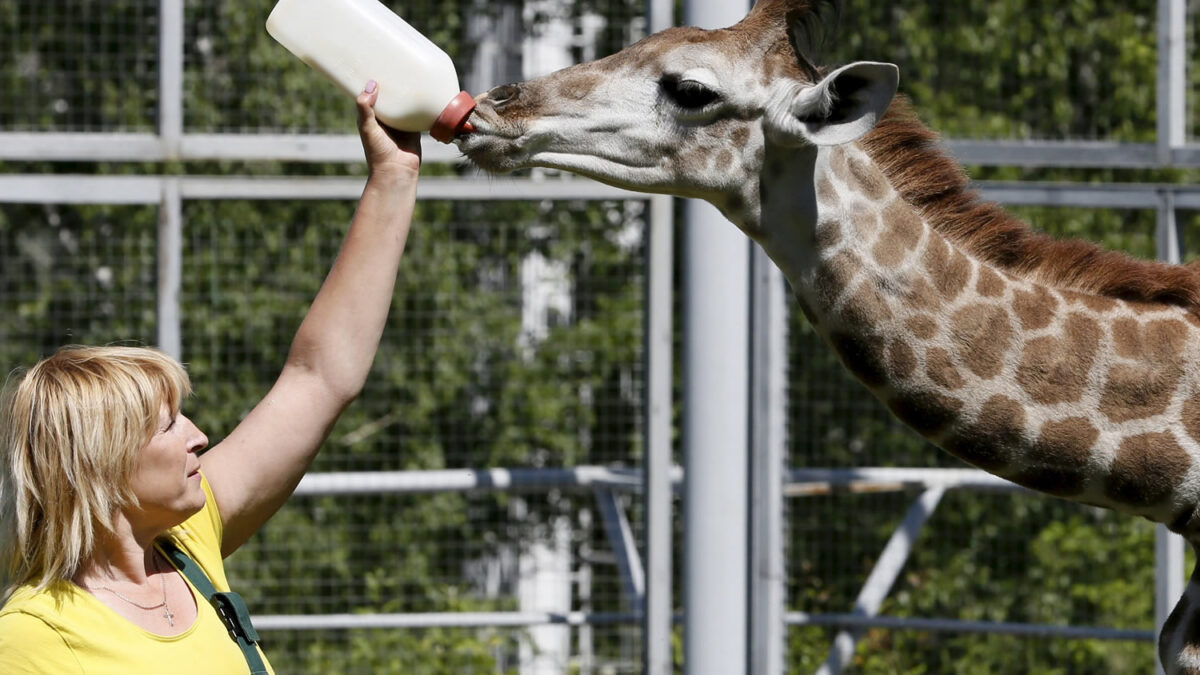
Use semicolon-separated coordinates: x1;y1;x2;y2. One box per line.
661;76;720;109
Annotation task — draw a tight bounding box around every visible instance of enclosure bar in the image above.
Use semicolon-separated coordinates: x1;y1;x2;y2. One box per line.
293;466;662;496
682;203;751;675
817;487;946;675
945;140;1164;169
255;611;642;631
1157;527;1187;674
289;466;1029;497
788;613;1155;642
1157;0;1187;164
1157;185;1187;675
749;246;787;675
16;174;1200;207
182;176;643;202
643;193;676;675
8;132;1200;169
1157;190;1184;265
158;0;184;158
788;467;1023;492
680;0;753;671
594;488;646;607
182;134;465;164
156;178;183;359
254;609;1152;639
0;176;164;204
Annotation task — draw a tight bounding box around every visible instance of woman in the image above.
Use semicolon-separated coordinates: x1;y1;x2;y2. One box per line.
0;81;419;673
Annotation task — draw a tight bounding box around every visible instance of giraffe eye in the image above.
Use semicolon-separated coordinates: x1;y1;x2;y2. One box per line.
661;76;720;110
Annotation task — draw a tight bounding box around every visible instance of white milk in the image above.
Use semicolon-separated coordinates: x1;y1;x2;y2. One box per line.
266;0;475;142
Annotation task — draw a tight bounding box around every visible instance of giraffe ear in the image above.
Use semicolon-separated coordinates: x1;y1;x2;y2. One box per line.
790;61;898;146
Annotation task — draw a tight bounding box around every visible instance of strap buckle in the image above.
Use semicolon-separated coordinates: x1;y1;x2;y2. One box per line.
211;591;261;644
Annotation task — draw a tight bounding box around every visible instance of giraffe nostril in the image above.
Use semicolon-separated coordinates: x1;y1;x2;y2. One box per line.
486;84;520;106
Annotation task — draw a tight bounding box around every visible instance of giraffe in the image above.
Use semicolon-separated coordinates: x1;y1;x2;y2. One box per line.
455;0;1200;670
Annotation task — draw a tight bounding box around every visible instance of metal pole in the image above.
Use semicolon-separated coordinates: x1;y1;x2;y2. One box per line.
682;194;751;675
158;0;184;159
643;194;675;675
681;5;753;675
1156;188;1187;675
643;8;675;675
157;178;183;359
749;246;787;675
1156;0;1186;164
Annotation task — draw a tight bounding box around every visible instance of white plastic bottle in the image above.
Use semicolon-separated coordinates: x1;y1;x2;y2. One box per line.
266;0;475;143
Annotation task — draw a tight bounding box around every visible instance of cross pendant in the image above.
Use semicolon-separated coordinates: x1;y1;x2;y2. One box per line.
163;605;175;627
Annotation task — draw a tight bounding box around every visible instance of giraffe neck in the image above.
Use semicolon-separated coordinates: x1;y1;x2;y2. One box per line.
756;140;1200;539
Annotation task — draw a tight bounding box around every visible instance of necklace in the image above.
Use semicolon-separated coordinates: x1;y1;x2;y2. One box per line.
96;553;175;627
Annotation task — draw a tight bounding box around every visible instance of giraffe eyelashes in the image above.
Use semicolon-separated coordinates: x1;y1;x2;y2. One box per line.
659;75;721;111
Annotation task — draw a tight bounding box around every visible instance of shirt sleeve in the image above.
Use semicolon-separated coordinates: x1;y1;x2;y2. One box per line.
0;611;83;675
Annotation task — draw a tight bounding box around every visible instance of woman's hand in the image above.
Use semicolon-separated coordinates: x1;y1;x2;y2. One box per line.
356;80;422;180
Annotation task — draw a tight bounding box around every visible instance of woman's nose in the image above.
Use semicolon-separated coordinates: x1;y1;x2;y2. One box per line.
181;415;209;453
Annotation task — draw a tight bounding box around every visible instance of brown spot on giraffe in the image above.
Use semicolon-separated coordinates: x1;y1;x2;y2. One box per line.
830;332;888;388
926;348;965;390
1017;314;1102;405
847;153;889;202
923;238;970;301
905;278;941;312
905;315;938;340
873;199;924;267
1111;318;1190;361
815;219;841;249
813;251;862;311
1099;363;1181;423
829;146;851;183
731;126;750;148
816;177;838;207
976;267;1006;298
1008;417;1098;497
942;395;1026;472
888;340;917;380
948;304;1013;379
1106;432;1191;507
841;285;894;331
1101;318;1189;422
1012;285;1058;331
887;390;962;437
716;149;734;170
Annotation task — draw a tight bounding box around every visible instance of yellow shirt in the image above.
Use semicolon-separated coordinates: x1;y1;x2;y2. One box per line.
0;474;275;674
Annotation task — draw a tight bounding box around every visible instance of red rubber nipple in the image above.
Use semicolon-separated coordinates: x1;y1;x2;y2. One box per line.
430;91;477;143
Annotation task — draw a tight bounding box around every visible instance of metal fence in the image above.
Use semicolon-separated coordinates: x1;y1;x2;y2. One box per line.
3;1;1200;674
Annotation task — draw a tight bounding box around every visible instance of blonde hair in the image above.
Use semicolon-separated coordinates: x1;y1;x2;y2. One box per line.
0;345;191;593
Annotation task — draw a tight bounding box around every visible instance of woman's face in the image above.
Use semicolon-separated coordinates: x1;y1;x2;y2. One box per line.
127;405;209;532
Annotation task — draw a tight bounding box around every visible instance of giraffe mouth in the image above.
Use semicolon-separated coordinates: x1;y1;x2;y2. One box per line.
455;115;528;173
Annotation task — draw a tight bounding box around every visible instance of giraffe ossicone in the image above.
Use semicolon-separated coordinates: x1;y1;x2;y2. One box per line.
456;0;1200;670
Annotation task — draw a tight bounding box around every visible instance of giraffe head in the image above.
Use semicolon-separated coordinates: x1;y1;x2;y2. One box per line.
457;0;898;230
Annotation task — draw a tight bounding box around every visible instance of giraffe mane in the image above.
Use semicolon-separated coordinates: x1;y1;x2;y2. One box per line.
857;97;1200;314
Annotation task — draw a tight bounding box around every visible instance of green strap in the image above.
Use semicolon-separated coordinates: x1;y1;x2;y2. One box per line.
159;539;268;675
